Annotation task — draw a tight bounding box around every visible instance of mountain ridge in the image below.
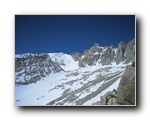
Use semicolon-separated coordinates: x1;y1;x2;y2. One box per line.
15;38;135;106
15;38;135;85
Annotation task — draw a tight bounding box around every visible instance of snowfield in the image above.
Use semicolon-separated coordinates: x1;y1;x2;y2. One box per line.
15;63;127;106
48;53;79;71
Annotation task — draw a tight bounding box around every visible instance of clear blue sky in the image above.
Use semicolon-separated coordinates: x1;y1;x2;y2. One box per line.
15;15;135;54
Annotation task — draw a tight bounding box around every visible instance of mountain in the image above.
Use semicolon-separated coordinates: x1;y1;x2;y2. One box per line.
72;38;135;67
15;38;135;106
15;53;63;85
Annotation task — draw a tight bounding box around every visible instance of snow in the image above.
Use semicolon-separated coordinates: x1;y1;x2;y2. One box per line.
103;47;108;53
93;52;99;55
15;62;128;106
76;81;104;100
16;52;79;71
15;53;34;58
83;76;122;105
15;51;130;106
15;71;67;106
48;53;79;71
81;55;85;59
114;48;117;53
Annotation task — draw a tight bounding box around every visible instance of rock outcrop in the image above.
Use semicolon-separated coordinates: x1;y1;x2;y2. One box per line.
73;38;135;67
116;63;135;105
115;41;125;64
77;44;117;67
71;52;82;61
99;89;118;105
97;61;135;105
15;53;63;85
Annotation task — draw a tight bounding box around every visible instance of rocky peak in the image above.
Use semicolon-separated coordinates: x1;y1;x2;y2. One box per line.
118;40;125;47
77;38;135;67
88;43;103;55
115;39;135;64
93;43;100;47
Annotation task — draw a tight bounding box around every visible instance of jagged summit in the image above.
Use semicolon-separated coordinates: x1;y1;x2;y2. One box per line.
93;43;100;46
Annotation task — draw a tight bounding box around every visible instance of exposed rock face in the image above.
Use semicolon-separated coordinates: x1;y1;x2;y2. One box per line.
124;39;135;64
95;61;135;105
116;65;135;105
74;38;135;67
101;46;116;65
115;41;125;64
15;53;63;85
71;52;82;61
77;44;117;67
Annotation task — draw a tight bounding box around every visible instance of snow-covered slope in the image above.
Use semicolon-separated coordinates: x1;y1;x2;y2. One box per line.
48;53;79;71
15;64;127;106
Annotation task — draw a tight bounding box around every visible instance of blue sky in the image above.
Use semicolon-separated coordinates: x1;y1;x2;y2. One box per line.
15;15;135;54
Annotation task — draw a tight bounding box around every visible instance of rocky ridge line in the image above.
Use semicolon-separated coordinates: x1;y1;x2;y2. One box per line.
15;38;135;86
71;38;135;67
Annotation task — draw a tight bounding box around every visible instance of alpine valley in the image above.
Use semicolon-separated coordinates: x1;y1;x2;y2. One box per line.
15;38;135;106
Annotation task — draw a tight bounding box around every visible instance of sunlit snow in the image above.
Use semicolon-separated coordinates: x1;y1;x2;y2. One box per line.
15;63;126;106
48;53;79;71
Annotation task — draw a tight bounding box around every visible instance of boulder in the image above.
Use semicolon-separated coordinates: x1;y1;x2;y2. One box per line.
116;66;135;105
107;98;112;105
112;97;117;104
99;89;117;105
99;95;107;105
